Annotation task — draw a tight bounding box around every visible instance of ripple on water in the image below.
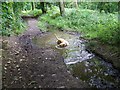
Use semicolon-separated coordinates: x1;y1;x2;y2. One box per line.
32;31;94;64
69;57;120;88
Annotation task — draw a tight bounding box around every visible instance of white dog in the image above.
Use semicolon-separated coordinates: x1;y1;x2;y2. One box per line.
54;34;69;48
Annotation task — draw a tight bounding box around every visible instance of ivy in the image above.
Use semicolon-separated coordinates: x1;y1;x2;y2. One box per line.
1;2;25;36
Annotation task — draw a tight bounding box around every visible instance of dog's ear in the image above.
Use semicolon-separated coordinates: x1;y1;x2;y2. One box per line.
57;40;62;44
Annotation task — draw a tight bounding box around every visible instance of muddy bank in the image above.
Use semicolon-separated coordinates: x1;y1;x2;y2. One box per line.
2;18;88;88
86;40;120;70
2;36;88;88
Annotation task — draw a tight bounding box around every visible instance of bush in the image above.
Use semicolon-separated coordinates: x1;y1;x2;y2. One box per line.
1;2;26;36
47;6;60;19
21;9;42;17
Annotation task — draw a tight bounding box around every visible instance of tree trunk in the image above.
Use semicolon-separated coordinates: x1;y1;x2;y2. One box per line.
118;1;120;22
74;0;78;9
40;2;46;14
31;2;35;10
118;2;120;13
59;0;65;16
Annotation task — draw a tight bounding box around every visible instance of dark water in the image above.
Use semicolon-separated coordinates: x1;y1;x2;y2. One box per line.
69;57;120;88
32;30;120;88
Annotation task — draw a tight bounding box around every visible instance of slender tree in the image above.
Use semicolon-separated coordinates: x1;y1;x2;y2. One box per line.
40;2;46;14
31;2;35;10
74;0;78;9
59;0;65;16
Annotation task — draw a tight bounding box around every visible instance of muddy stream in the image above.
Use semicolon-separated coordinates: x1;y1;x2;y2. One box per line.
32;30;120;88
2;18;120;88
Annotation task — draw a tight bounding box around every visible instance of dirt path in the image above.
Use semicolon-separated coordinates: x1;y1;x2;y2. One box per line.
2;18;88;88
24;18;42;36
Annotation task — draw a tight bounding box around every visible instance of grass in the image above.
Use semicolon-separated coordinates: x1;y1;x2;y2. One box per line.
38;7;119;45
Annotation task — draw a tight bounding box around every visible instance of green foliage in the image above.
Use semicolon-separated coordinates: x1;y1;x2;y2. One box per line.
97;23;120;45
21;9;42;17
23;2;32;10
97;2;118;13
64;2;76;8
1;2;15;36
38;7;119;45
47;6;60;19
0;3;2;34
37;20;48;32
79;2;118;13
1;2;26;36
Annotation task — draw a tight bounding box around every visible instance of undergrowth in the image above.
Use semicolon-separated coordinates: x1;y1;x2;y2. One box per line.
21;9;42;17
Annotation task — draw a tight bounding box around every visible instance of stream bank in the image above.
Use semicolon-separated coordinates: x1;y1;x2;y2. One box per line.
86;40;120;71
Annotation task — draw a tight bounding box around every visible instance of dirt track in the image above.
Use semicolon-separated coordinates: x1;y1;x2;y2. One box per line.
2;18;88;88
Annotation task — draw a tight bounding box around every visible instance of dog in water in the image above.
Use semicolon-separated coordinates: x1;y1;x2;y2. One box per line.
54;34;69;48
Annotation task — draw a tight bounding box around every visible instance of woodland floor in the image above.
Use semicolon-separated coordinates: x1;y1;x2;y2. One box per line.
1;18;88;88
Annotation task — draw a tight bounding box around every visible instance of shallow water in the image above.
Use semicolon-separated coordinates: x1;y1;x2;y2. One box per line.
32;31;94;64
32;30;120;88
69;57;120;88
